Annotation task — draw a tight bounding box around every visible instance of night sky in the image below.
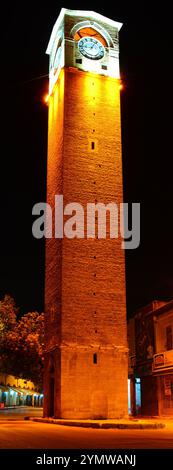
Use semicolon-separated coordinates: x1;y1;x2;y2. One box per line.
0;1;172;316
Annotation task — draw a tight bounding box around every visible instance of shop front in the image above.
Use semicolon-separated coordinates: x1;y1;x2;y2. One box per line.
153;350;173;416
0;384;43;408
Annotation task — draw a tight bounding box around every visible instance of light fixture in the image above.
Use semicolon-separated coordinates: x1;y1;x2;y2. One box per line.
44;94;49;104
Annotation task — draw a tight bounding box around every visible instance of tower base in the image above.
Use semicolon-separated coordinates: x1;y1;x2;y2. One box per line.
43;346;128;419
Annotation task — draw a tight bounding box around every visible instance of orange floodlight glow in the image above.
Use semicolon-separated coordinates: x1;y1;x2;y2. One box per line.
44;94;49;104
119;82;124;91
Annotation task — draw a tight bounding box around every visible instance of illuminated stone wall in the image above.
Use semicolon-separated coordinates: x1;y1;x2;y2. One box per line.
44;66;128;419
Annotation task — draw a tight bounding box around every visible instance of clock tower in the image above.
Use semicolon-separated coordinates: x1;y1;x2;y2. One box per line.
44;8;128;419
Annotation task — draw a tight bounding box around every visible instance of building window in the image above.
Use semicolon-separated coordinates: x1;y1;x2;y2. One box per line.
76;58;82;64
93;353;97;364
166;326;173;350
91;141;95;150
88;138;97;152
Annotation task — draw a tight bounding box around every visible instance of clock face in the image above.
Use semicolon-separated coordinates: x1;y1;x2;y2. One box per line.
78;36;105;60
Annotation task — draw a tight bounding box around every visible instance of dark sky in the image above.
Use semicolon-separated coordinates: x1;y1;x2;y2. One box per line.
0;1;172;316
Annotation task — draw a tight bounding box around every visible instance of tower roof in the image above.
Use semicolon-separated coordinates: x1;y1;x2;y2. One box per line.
46;8;123;55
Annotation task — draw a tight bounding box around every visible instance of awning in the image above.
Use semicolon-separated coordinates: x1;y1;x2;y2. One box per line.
0;384;39;396
10;386;38;396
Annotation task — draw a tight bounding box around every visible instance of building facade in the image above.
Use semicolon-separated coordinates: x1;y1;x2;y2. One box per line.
0;373;43;408
44;9;128;419
128;300;173;416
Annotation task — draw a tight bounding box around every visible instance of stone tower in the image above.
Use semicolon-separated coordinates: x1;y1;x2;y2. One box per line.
44;8;128;419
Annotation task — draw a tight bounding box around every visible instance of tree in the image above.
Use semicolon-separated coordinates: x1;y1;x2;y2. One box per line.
0;294;17;335
0;295;44;389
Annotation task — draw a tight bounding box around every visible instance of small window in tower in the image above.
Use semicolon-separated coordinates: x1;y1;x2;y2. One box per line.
101;65;107;70
88;137;98;152
91;141;95;150
93;353;97;364
76;58;82;64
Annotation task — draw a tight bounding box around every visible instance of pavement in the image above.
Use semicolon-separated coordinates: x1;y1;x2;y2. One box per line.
0;407;166;428
0;406;42;420
0;419;173;449
30;416;165;429
1;408;173;448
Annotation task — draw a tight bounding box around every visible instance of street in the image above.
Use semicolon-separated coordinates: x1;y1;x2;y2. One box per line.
0;408;173;448
0;406;42;420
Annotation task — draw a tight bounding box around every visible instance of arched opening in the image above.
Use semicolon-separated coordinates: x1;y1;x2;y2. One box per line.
70;20;114;48
49;376;55;417
48;358;55;417
74;27;107;46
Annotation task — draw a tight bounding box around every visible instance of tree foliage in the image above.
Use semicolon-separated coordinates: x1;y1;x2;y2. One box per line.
0;295;17;334
0;295;44;389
